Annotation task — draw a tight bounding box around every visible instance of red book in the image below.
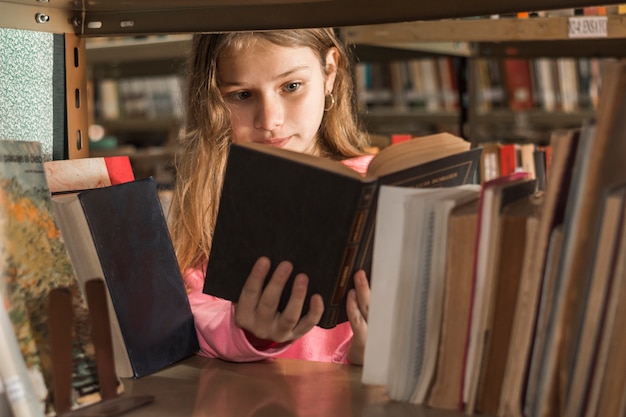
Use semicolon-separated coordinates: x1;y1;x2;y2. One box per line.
499;143;520;176
503;59;535;110
391;134;412;145
543;144;553;175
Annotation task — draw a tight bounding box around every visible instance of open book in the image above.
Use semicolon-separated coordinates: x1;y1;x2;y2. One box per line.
203;132;482;328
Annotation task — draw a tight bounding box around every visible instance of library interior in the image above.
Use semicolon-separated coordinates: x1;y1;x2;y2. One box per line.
1;1;626;417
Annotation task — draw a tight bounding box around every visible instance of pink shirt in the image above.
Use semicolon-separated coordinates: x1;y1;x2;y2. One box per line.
186;154;374;364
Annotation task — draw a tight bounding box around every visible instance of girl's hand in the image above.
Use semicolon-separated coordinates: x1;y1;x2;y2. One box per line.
235;256;324;344
346;269;370;365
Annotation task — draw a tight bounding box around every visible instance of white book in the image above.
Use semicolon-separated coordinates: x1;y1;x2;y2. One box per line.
410;186;480;404
362;186;429;386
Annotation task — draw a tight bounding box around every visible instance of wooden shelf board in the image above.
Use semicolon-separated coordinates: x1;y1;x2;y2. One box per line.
344;15;626;44
86;35;192;63
2;0;618;36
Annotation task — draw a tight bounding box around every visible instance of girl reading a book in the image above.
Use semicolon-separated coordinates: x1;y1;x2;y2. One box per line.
169;29;372;365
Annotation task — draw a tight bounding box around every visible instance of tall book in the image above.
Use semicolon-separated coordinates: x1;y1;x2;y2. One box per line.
584;205;626;417
204;133;481;329
0;140;102;415
474;192;543;415
564;184;626;417
51;177;199;378
425;198;480;410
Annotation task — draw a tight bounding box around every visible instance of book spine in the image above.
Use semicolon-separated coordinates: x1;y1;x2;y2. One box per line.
323;182;378;328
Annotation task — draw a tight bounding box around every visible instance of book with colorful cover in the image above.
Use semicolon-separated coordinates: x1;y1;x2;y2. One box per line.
0;140;103;415
44;155;135;194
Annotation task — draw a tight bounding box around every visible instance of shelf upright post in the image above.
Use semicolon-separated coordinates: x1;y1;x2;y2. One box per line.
65;33;90;159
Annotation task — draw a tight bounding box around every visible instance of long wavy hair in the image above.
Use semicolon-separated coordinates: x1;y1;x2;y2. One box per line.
169;28;370;272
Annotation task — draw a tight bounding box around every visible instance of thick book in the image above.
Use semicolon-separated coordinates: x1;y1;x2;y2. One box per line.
0;140;103;415
564;184;626;417
204;133;481;329
51;178;199;378
383;185;481;404
362;185;479;391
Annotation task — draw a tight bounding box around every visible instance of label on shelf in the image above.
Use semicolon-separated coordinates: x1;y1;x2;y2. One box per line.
568;16;608;38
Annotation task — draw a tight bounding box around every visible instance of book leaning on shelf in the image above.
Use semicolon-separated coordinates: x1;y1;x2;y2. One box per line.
51;177;199;379
0;140;105;416
203;132;482;329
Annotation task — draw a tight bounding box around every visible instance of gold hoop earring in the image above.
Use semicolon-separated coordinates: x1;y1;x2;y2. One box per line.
324;93;335;112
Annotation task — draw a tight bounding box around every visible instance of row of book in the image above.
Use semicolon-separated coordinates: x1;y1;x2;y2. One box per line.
476;57;608;113
0;143;198;417
355;56;610;115
93;74;185;122
355;57;459;113
362;60;626;417
479;141;552;189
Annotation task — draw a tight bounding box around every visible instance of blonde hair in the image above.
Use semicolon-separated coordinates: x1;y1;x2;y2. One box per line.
169;28;370;272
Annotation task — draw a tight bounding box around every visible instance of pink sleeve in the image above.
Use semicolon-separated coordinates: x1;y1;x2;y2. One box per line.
184;266;291;362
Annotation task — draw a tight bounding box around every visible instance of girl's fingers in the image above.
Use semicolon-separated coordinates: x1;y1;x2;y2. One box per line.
353;270;370;320
254;260;293;322
236;259;325;342
237;256;272;319
275;273;309;332
291;293;324;339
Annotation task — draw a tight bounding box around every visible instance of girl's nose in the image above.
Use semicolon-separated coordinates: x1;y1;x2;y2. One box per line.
254;94;284;131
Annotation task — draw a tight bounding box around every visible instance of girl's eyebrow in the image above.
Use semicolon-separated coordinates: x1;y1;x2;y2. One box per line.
219;65;310;87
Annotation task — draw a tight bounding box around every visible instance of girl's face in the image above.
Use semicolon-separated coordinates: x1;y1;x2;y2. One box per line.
217;38;337;156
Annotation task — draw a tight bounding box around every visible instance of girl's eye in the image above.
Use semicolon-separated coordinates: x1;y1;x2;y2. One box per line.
234;91;251;100
225;91;250;101
284;82;301;92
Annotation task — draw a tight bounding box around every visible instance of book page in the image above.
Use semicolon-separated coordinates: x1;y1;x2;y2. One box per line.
366;132;470;178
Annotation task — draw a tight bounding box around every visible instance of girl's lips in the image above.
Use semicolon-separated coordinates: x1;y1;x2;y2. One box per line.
261;137;290;148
